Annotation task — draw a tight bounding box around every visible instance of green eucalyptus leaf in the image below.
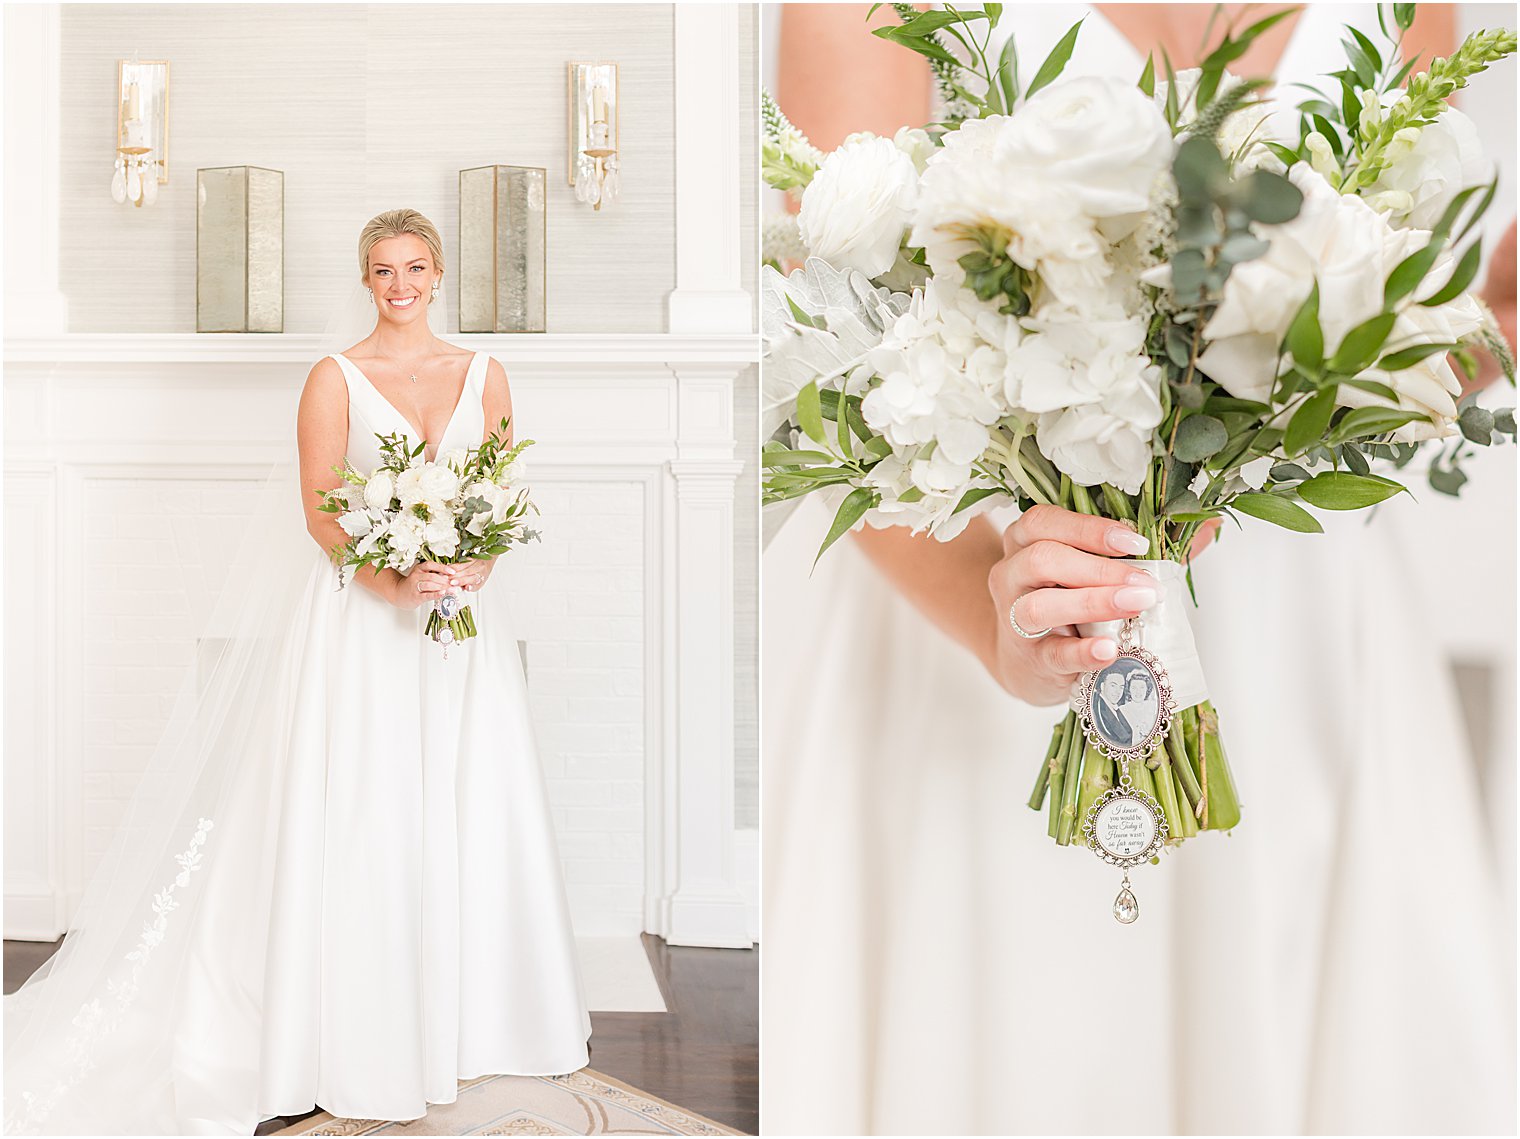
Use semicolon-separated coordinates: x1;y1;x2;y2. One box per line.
1269;461;1312;483
1459;404;1496;445
1173;414;1229;462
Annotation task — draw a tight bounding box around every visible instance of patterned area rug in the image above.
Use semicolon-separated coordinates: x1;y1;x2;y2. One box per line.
271;1069;740;1136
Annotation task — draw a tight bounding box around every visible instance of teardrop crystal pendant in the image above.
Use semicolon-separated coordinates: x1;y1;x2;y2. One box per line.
1113;883;1139;925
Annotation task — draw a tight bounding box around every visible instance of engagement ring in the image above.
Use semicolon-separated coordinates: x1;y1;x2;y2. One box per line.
1008;593;1052;640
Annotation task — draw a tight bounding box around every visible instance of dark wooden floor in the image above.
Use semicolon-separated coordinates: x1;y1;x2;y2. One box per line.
4;932;757;1135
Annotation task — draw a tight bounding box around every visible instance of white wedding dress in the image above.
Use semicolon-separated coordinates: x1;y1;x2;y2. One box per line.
762;6;1516;1134
5;350;591;1134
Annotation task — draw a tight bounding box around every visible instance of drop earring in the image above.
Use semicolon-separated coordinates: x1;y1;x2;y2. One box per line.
365;288;374;304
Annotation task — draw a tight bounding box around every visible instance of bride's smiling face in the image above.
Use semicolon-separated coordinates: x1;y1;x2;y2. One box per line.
365;234;440;325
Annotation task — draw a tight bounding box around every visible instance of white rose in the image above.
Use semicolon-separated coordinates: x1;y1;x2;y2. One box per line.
437;446;469;474
1362;107;1492;231
1183;165;1427;402
362;469;395;510
798;134;919;278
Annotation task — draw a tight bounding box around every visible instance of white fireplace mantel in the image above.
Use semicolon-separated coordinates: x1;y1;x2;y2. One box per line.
3;332;758;948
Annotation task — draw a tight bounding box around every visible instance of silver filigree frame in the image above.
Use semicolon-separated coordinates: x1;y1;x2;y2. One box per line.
1075;643;1178;766
1082;786;1169;868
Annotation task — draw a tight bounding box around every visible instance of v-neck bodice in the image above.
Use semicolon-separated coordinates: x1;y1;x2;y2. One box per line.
329;351;487;468
987;5;1377;126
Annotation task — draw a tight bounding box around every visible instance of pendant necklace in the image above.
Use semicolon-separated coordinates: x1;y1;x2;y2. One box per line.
1074;615;1175;923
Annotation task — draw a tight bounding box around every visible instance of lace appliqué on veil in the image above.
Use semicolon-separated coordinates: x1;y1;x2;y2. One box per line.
5;817;216;1134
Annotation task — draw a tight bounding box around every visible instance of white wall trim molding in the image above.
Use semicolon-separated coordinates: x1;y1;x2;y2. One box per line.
668;4;753;335
2;4;69;333
3;335;757;947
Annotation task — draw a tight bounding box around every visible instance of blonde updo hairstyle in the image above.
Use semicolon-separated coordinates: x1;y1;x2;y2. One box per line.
357;208;446;285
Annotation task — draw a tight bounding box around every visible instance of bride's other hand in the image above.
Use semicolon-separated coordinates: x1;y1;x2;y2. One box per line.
426;556;496;593
984;506;1162;707
388;563;456;611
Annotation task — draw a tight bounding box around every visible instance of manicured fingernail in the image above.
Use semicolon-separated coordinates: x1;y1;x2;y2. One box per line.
1093;638;1118;661
1115;586;1158;611
1108;528;1149;555
1127;571;1156;586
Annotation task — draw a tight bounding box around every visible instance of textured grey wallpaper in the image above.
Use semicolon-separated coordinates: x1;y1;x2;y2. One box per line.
60;3;677;333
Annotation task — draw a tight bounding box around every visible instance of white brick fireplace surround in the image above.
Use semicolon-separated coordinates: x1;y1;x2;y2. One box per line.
3;333;758;949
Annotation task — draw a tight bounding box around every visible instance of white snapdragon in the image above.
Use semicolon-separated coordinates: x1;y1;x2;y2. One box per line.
1361;107;1491;231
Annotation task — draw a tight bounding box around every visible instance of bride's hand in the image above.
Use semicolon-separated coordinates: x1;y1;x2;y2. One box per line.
388;563;456;611
984;505;1164;707
429;556;496;593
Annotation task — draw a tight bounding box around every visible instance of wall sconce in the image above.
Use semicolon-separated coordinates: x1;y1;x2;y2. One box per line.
112;58;169;209
568;62;619;211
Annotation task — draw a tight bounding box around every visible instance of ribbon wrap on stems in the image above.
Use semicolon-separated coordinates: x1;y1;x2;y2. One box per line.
1067;559;1208;713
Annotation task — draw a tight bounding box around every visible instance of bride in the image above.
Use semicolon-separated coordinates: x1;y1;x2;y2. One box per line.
4;208;591;1134
763;4;1515;1134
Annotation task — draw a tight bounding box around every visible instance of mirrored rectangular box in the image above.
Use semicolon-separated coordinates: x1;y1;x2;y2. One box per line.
459;165;547;334
196;165;284;333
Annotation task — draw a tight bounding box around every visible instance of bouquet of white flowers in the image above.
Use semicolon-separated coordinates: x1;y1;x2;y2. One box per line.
763;4;1516;917
316;416;539;654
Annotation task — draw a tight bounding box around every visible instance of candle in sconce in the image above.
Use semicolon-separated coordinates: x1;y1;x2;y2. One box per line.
592;81;606;121
126;79;142;122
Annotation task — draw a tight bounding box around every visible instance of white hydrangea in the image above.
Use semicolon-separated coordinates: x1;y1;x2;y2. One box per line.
1004;304;1164;493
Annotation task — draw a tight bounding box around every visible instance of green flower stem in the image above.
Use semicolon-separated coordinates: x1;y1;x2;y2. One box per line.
1200;702;1243;829
1128;756;1161;810
1166;718;1205;812
1029;724;1063;810
1150;736;1188;842
1074;744;1114;836
1055;717;1086;845
1046;713;1074;839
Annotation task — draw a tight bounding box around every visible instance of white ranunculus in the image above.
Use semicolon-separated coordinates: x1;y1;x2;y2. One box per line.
363;469;395;510
912;79;1171;308
1362;107;1492;231
798;134;919;278
1177;165;1427;402
337;510;373;538
396;462;461;509
1005;77;1174;238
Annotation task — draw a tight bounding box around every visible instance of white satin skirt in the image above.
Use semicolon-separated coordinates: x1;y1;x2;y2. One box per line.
8;552;590;1134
